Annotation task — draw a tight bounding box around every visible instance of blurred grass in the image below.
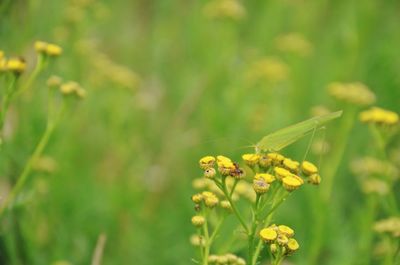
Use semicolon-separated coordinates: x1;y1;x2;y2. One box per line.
0;0;400;264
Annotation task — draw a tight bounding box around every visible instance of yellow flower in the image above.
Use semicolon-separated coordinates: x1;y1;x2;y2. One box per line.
199;156;216;169
276;234;289;246
246;57;289;83
283;158;300;173
259;227;278;243
278;225;294;237
308;174;321;185
253;178;270;194
202;191;219;208
301;161;318;175
47;75;63;88
45;43;63;56
203;0;246;21
220;200;232;211
267;153;285;165
274;167;292;180
191;193;203;203
287;238;300;252
6;57;26;74
258;155;272;168
327;82;375;106
242;153;260;166
34;41;48;53
282;176;303;191
191;215;205;227
217;157;235;176
275;32;313;56
255;173;275;184
204;167;217;179
359;107;399;126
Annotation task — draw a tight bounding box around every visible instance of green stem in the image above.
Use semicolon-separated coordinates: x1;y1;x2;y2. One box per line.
0;75;17;132
248;194;261;265
251;191;289;265
0;121;55;216
202;209;210;265
219;178;249;234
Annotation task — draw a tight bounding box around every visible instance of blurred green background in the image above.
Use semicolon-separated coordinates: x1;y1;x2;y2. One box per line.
0;0;399;264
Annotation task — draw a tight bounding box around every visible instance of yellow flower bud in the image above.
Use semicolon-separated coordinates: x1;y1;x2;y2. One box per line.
242;153;260;166
274;167;292;180
6;57;26;74
267;153;285;165
47;75;63;88
45;43;63;56
301;161;318;175
199;156;216;169
277;234;289;246
204;167;217;179
34;41;48;53
282;176;303;191
287;238;300;253
254;173;275;184
283;158;300;173
258;155;272;168
220;200;232;211
278;225;294;237
253;178;270;194
191;215;205;227
308;174;321;185
270;243;278;254
259;227;277;243
191;193;203;203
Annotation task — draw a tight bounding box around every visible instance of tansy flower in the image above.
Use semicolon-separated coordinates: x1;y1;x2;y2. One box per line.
301;161;318;175
258;155;272;168
274;167;292;180
282;176;303;191
286;238;300;253
253;178;270;194
308;174;321;185
254;173;275;184
278;225;294;237
283;158;300;173
242;153;260;166
327;82;375;106
199;156;216;169
359;107;399;126
260;227;278;243
6;57;26;74
204;167;217;179
191;215;205;227
203;0;246;21
267;153;285;165
275;32;313;57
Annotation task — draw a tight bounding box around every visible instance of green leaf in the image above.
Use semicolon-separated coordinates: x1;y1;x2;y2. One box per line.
256;110;343;152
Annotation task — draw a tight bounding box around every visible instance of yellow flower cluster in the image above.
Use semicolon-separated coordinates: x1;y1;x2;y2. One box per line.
242;152;321;192
327;82;376;106
0;55;26;75
34;41;63;57
208;253;246;265
245;57;289;83
203;0;246;21
59;81;86;99
374;217;400;237
274;33;313;56
359;107;399;126
259;224;299;255
200;155;245;179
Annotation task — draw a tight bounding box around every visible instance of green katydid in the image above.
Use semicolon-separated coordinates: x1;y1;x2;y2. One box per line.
255;110;343;153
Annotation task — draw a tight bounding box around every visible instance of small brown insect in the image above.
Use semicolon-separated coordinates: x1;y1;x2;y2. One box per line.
229;162;244;178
